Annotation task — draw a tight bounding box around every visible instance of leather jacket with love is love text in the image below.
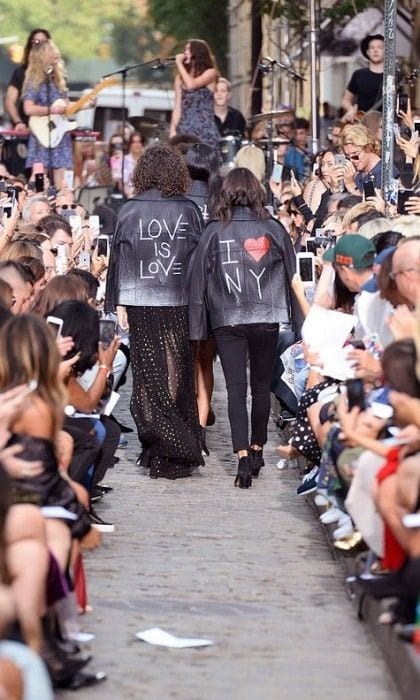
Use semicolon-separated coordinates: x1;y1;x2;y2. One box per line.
105;189;203;311
188;206;303;339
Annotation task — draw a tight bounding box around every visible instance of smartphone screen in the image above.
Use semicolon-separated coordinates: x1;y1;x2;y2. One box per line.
397;189;414;215
99;319;116;349
35;173;44;193
346;378;366;411
334;154;346;167
63;170;74;190
363;180;375;199
97;236;109;258
271;162;283;183
298;257;313;283
398;94;409;113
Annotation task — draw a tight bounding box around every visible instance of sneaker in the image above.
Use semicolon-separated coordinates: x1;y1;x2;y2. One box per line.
314;493;329;507
333;516;353;540
296;466;319;495
88;507;115;533
90;486;104;504
320;507;345;525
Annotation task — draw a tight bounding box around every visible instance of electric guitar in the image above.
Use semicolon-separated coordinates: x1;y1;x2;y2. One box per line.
29;76;117;148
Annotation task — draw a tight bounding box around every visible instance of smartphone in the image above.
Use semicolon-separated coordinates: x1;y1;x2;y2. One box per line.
63;170;74;190
414;121;420;135
89;215;100;235
315;228;326;237
370;402;393;420
47;185;58;198
46;315;63;338
345;378;366;411
97;235;109;258
1;203;13;219
393;123;401;140
35;173;44;193
363;179;375;199
397;189;414;214
69;215;82;233
349;340;366;350
271;162;283;183
99;319;116;349
296;252;315;287
398;93;409;113
77;251;90;270
334;154;346;167
306;237;316;254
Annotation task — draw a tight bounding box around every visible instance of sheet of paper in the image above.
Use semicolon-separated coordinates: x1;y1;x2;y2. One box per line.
302;305;356;354
135;627;215;648
41;506;78;520
102;391;120;417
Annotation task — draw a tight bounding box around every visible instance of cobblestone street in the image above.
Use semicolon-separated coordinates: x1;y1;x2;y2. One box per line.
65;365;399;700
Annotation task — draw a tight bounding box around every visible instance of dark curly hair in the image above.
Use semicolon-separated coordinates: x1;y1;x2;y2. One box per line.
48;300;99;376
132;145;189;197
215;168;269;222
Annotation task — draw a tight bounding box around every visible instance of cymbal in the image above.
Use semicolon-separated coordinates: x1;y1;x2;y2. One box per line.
128;116;165;134
252;109;293;123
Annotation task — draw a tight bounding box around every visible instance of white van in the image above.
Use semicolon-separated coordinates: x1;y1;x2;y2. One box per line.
75;86;174;141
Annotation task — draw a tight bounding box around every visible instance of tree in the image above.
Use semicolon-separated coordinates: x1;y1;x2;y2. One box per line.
147;0;228;73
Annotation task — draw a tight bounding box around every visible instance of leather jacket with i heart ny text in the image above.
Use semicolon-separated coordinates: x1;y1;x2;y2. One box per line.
105;189;204;312
188;206;303;339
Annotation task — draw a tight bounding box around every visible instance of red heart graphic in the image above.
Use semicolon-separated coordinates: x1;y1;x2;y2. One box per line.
244;236;270;262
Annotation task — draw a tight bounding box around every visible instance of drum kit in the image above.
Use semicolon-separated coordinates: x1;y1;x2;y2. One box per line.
219;108;293;172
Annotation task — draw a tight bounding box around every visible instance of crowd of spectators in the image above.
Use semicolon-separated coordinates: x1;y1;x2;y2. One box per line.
0;60;419;695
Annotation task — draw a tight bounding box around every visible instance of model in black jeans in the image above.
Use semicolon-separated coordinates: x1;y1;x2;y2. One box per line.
214;323;279;481
189;168;302;488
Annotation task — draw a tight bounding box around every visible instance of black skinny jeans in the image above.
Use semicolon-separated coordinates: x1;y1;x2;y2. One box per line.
213;323;279;452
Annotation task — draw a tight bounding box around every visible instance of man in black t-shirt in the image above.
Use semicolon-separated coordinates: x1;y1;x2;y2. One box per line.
214;78;246;137
341;34;384;123
5;28;50;130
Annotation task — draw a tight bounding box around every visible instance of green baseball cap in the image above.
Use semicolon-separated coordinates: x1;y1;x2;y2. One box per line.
323;234;375;269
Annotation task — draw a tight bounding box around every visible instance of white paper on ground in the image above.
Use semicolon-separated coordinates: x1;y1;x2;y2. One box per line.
69;632;95;643
41;506;78;520
102;391;120;417
135;627;215;648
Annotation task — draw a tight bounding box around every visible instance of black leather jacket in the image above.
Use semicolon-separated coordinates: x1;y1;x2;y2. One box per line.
189;207;303;339
105;189;203;311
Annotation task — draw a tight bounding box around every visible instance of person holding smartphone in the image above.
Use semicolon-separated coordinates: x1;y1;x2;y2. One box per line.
170;39;221;151
340;123;399;194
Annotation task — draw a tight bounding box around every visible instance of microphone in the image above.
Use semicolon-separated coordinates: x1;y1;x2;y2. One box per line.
151;57;177;70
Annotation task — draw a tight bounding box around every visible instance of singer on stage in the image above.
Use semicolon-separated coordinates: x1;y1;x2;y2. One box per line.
23;40;74;187
170;39;220;151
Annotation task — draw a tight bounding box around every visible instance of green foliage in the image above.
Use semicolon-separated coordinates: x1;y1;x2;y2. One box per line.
0;0;124;60
259;0;379;31
147;0;228;73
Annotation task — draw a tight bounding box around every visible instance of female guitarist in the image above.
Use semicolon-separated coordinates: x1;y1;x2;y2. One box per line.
23;40;94;189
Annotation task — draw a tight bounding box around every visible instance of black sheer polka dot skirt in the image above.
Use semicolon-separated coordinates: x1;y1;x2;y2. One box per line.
127;305;204;479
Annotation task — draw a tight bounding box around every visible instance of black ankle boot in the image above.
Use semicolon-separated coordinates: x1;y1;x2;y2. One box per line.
234;455;252;488
200;426;209;457
250;448;264;477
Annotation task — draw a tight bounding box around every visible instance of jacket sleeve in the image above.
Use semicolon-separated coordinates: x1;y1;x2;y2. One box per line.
188;224;213;340
273;220;304;336
104;222;121;313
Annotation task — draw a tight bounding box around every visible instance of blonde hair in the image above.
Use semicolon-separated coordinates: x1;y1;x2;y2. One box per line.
217;77;231;91
342;201;377;230
234;145;266;184
23;40;67;94
340;123;380;155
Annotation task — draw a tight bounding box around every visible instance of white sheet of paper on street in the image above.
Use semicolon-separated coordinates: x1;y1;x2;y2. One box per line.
135;627;215;648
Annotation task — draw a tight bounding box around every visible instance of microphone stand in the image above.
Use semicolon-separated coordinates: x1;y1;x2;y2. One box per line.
102;58;172;203
45;71;53;189
257;59;306;207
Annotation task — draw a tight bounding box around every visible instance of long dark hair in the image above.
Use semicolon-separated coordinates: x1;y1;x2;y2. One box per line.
23;28;51;66
188;39;217;77
215;168;269;222
186;143;221;213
